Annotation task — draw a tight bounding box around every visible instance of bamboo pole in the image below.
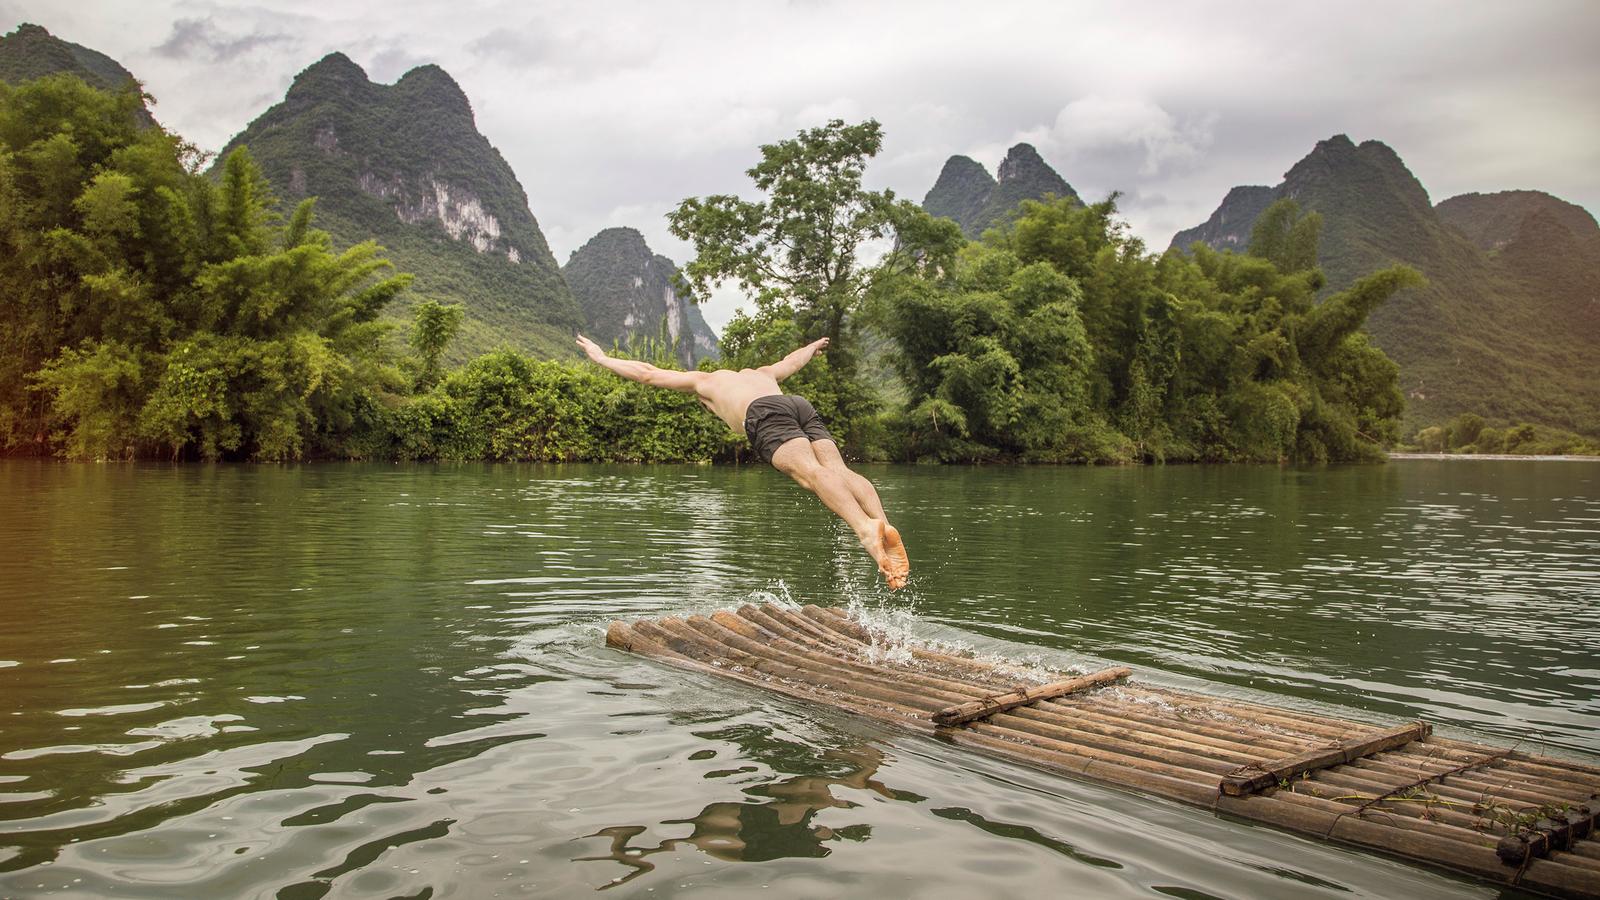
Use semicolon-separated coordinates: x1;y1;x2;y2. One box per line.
1264;781;1507;845
1057;697;1316;757
934;667;1133;726
669;616;945;716
612;619;942;737
948;727;1220;807
1234;790;1600;899
687;617;1228;783
714;609;987;704
735;610;1299;769
765;605;1021;692
1220;722;1431;796
1296;762;1584;826
802;605;1023;680
1115;685;1358;740
965;717;1226;785
1347;756;1591;807
1430;737;1600;779
1011;703;1288;765
1345;761;1594;811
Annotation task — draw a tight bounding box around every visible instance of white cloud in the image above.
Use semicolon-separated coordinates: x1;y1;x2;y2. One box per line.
793;97;863;127
5;0;1596;321
1037;96;1216;177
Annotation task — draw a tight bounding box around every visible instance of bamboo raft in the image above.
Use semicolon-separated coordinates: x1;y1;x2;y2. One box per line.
607;603;1600;899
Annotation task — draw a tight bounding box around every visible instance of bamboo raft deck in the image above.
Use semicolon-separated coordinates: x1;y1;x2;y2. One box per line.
607;603;1600;899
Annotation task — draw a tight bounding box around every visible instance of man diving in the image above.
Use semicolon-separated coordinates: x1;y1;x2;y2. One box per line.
576;334;910;590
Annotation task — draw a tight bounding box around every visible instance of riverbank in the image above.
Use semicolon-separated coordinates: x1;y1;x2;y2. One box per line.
1389;451;1600;461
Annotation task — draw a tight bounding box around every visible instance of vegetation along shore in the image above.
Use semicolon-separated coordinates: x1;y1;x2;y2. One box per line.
2;23;1595;464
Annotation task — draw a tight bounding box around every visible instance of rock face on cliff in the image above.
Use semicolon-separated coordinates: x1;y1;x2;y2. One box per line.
1169;185;1277;252
563;228;718;367
0;23;155;125
1172;136;1600;435
922;143;1079;238
218;53;582;359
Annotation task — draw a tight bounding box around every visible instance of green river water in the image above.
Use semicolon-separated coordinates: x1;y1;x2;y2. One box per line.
0;459;1596;898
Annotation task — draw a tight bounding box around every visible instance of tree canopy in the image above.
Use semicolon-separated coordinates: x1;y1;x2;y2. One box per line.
878;195;1420;462
1;82;1428;466
1;74;411;460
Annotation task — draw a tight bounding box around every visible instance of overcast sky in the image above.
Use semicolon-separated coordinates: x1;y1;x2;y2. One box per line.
5;0;1598;329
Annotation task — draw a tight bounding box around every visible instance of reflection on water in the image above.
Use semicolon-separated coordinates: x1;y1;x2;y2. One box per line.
576;744;890;888
0;459;1594;898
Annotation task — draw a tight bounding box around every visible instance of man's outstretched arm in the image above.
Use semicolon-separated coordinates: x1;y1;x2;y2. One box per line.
576;335;703;391
760;337;830;381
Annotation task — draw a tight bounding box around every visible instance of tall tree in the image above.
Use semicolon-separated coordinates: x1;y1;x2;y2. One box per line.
1248;198;1324;277
1;75;412;460
409;298;463;389
667;119;897;374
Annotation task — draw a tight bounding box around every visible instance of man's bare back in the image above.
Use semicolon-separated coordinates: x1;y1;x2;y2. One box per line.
575;334;910;590
693;367;784;432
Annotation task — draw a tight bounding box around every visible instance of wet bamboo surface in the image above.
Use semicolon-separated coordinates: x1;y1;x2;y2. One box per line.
607;603;1600;899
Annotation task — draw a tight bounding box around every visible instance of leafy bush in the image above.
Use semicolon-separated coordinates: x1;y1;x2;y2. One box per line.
1;75;409;460
374;349;739;463
878;196;1417;462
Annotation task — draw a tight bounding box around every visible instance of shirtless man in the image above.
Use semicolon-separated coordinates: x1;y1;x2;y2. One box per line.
576;334;910;590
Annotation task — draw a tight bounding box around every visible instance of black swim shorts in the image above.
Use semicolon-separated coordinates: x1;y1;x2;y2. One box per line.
744;395;833;464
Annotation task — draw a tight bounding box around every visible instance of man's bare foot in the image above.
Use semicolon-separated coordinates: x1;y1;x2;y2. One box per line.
878;520;910;590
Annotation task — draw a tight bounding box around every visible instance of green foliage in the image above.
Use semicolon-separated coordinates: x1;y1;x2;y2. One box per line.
1179;139;1600;438
670;119;926;448
375;349;738;463
1248;199;1324;275
876;241;1116;462
668;119;899;373
879;195;1415;463
409;299;464;390
0;88;1429;468
0;75;410;460
215;53;583;363
1405;415;1599;456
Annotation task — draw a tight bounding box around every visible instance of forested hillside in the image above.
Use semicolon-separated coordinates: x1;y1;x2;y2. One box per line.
218;53;583;360
0;23;154;125
1172;136;1600;436
562;228;718;367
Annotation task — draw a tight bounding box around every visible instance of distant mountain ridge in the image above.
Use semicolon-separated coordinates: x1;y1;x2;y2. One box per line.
562;228;718;368
218;52;582;360
1435;190;1599;252
1169;185;1275;252
923;143;1079;238
1172;135;1600;435
0;23;155;125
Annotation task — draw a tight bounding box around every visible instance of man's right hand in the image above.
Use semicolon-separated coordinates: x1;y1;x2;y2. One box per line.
576;334;607;363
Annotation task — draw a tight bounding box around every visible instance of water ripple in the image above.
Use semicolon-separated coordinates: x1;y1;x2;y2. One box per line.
0;459;1594;898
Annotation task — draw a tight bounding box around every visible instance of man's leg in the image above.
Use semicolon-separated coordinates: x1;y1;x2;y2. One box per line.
809;439;909;588
771;438;908;589
809;440;885;519
769;437;890;573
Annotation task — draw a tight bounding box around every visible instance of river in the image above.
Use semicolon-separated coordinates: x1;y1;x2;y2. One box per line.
1;459;1596;898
